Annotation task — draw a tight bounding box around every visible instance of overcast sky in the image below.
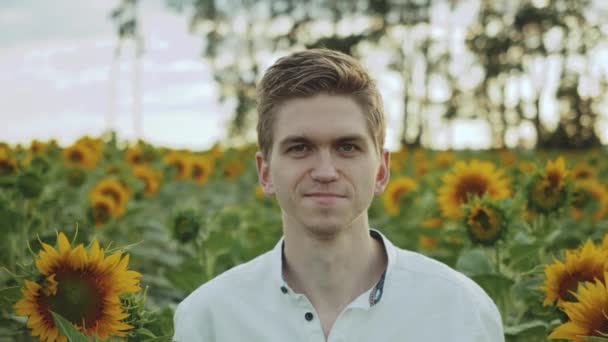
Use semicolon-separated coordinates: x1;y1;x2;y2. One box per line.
1;0;232;149
2;1;605;150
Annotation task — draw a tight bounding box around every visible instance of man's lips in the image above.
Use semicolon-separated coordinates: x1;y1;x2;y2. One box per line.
303;193;346;198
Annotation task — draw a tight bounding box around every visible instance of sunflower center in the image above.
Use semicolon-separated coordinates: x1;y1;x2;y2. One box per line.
47;271;103;326
392;187;408;204
557;272;596;302
101;189;121;204
174;161;185;174
472;209;493;231
192;165;205;178
456;175;488;204
576;170;591;179
547;171;561;187
93;202;112;223
70;151;83;162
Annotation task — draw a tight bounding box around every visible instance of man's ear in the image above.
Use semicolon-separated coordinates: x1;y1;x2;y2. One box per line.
256;151;275;195
374;149;390;194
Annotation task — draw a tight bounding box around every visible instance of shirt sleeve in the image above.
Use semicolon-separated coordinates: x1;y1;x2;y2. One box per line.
474;291;505;342
172;298;214;342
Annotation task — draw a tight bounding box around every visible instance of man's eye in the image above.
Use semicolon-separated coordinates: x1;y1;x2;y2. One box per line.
339;143;358;152
287;144;309;153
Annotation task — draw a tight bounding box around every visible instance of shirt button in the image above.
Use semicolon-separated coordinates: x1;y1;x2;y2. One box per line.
305;312;314;321
280;286;288;294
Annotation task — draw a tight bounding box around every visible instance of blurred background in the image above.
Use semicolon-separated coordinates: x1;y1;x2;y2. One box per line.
3;0;608;151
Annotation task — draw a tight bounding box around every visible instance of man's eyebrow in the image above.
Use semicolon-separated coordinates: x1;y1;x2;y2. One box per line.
278;134;368;148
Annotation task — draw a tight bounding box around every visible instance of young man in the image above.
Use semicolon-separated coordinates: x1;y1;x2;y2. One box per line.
173;49;504;341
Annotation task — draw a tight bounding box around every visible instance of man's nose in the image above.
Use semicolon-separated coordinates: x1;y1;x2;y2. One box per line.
310;151;339;183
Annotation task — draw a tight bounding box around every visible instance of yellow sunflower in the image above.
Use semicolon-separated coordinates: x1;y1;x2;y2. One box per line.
389;148;407;174
190;155;214;185
163;151;192;180
571;180;608;220
433;151;455;168
548;273;608;341
14;232;141;341
540;240;608;307
125;146;144;166
30;140;47;154
571;162;597;181
75;136;103;156
132;166;162;195
62;144;97;170
90;193;118;227
528;156;571;213
382;176;418;216
90;179;130;216
518;161;536;173
464;202;505;246
223;159;245;180
0;148;17;176
437;160;510;218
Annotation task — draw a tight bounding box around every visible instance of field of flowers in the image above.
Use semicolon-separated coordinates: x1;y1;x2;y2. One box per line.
0;133;607;341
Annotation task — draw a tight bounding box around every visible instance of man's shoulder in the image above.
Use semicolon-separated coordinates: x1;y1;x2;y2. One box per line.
175;248;274;313
390;247;492;302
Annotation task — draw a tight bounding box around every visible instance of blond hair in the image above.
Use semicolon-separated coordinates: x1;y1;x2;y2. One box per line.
256;49;385;159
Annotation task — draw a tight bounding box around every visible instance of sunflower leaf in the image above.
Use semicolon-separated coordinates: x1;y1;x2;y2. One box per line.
584;337;608;342
50;311;94;342
0;286;22;307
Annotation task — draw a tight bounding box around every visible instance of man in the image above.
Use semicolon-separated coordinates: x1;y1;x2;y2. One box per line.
173;49;504;341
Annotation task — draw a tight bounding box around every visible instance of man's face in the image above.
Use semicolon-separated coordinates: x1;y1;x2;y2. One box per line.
256;94;390;236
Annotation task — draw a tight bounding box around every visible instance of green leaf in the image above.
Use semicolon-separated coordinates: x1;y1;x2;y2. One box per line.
584;337;608;342
455;249;495;276
471;273;514;305
50;311;93;342
0;286;22;307
504;320;547;336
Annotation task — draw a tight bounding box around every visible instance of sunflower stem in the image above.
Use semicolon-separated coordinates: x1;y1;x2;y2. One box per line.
495;244;501;274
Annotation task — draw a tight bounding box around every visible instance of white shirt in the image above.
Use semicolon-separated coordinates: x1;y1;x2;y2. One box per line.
173;229;504;342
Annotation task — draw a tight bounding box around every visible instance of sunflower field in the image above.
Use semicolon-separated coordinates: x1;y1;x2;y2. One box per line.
1;133;608;341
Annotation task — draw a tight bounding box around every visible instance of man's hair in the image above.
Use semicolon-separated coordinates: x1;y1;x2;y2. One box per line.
256;48;385;160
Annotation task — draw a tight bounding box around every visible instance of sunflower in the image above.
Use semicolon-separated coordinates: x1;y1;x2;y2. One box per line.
382;176;418;216
571;180;608;220
132;166;162;195
91;193;118;227
163;151;192;180
190;155;214;185
548;273;608;341
223;159;245;180
62;144;97;170
389;148;407;174
464;201;506;246
571;162;597;181
415;160;429;177
125;146;144;166
540;240;608;307
14;232;141;341
518;161;536;173
437;160;510;218
0;148;17;176
90;179;130;216
30;140;47;154
75;136;103;156
433;151;455;167
499;149;516;167
528;156;571;214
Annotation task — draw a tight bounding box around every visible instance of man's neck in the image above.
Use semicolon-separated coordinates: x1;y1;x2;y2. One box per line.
281;219;387;328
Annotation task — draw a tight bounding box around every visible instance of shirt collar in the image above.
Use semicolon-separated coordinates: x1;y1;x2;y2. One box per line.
269;228;397;308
